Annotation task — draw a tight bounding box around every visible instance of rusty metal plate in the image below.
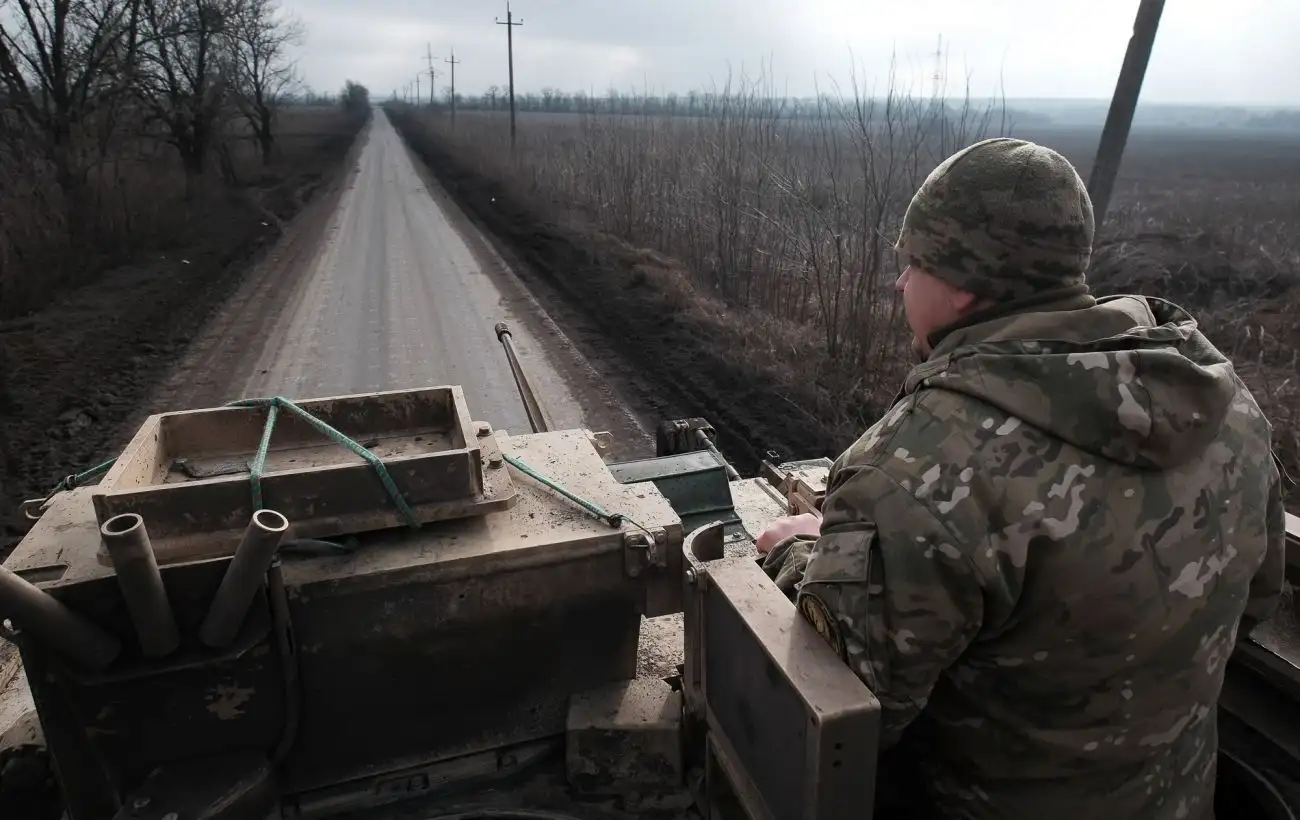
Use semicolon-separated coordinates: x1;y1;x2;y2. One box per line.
90;386;518;556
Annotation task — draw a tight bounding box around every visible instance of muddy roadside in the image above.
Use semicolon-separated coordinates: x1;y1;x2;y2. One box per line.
0;112;370;559
386;108;847;476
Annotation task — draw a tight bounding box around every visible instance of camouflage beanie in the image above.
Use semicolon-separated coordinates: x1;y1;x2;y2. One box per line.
894;137;1095;303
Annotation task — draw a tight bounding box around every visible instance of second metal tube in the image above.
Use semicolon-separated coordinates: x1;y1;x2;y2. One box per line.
200;508;290;649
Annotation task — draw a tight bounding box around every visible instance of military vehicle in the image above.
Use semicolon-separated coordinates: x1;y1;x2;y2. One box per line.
4;3;1297;816
0;319;883;820
1;319;1298;820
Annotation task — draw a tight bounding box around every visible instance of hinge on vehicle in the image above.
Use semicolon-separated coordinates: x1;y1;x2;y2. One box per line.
623;528;668;577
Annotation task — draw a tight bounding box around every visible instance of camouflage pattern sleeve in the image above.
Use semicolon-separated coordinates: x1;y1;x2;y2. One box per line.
1243;453;1287;635
760;533;817;595
794;463;985;749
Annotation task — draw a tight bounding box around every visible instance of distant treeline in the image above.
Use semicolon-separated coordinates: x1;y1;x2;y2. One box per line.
400;85;1300;133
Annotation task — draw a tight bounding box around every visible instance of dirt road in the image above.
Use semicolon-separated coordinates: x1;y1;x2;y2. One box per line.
155;109;649;453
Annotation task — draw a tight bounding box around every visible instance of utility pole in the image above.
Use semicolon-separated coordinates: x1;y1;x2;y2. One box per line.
445;49;461;127
1087;0;1165;228
495;1;523;149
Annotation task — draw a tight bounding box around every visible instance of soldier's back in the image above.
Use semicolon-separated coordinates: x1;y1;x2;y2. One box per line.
851;295;1284;819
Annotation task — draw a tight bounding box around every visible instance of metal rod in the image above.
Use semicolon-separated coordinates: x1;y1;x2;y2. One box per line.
494;322;549;433
0;566;121;670
1087;0;1166;228
100;513;180;658
200;509;290;649
695;428;740;480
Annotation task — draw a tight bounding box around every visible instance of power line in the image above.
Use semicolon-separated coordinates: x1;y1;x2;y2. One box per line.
445;49;461;127
495;1;523;149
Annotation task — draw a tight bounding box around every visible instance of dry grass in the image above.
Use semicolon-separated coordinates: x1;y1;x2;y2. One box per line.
393;93;1300;501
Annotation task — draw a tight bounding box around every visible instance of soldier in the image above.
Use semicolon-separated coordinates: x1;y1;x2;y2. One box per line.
758;137;1287;819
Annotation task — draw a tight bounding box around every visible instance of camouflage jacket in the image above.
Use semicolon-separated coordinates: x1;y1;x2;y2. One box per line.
763;293;1286;820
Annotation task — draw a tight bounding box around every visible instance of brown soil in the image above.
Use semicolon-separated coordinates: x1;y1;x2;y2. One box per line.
387;110;848;477
0;114;368;558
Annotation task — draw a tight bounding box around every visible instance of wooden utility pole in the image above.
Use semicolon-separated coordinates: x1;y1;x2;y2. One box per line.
1087;0;1166;228
415;74;420;105
495;1;523;149
445;50;461;126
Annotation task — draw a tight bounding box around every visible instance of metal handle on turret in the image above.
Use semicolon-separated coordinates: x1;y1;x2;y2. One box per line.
495;322;549;434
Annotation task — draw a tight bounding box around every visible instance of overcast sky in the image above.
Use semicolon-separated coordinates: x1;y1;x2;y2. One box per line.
282;0;1299;107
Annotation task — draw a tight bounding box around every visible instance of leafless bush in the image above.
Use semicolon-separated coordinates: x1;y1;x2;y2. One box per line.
416;64;1009;411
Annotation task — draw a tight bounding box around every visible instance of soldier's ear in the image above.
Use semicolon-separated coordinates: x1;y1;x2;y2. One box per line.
948;286;980;315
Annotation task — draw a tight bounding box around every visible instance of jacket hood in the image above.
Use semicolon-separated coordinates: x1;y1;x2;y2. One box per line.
906;294;1243;470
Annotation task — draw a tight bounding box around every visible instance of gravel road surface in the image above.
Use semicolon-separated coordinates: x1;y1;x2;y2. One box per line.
156;109;649;453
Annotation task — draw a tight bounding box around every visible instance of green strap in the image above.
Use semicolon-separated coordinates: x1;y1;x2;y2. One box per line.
247;400;280;512
39;404;648;543
227;396;420;529
42;458;116;503
502;452;654;538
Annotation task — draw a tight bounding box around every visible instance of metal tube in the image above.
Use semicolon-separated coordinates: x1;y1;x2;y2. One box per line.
200;509;290;649
100;513;180;658
695;428;741;481
494;322;549;433
0;566;121;670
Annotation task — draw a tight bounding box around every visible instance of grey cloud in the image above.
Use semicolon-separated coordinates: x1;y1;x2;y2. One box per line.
283;0;1300;106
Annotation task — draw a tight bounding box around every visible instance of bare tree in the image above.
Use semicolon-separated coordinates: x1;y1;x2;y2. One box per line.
134;0;236;183
0;0;141;213
225;0;300;164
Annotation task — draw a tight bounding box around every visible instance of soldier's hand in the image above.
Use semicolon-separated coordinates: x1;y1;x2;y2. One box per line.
756;512;822;555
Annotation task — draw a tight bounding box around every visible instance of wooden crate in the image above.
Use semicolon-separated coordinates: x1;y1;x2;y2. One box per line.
90;386;517;559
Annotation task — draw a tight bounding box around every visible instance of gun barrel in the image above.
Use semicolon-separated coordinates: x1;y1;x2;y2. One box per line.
494;322;549;433
694;428;740;481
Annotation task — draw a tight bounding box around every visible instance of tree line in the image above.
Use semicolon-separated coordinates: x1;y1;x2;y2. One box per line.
402;83;1013;125
1;0;313;195
0;0;370;312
